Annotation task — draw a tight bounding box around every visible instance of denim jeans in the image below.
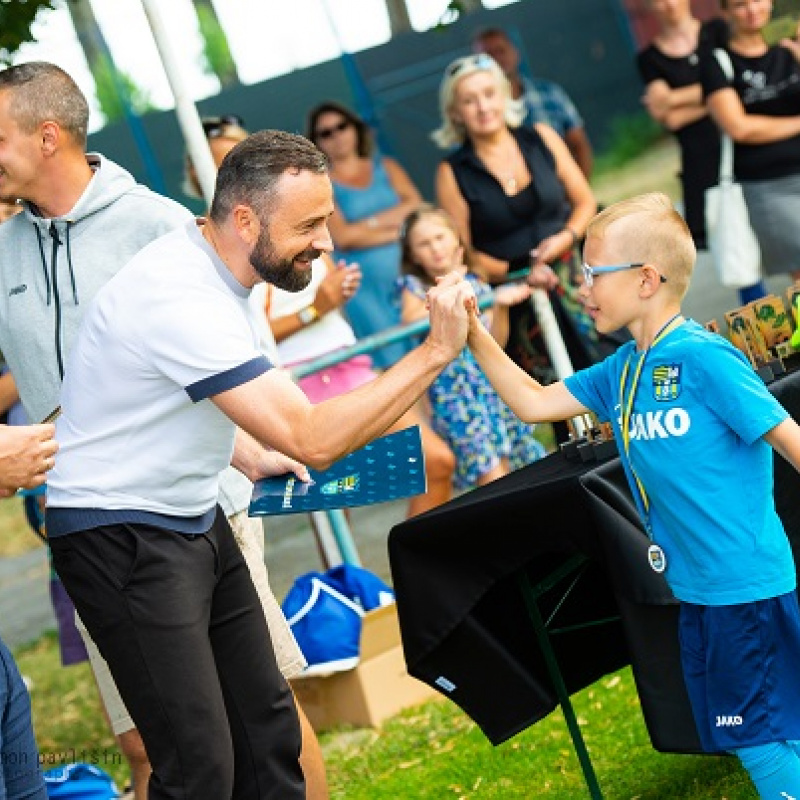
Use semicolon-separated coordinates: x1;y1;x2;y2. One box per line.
0;637;46;799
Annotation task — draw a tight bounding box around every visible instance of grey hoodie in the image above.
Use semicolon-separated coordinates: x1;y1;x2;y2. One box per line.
0;154;193;424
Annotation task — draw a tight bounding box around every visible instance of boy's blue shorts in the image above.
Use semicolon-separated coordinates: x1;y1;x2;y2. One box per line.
679;591;800;752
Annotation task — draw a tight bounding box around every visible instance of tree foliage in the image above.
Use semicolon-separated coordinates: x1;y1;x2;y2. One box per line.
0;0;61;64
92;58;154;122
433;0;483;31
192;0;239;88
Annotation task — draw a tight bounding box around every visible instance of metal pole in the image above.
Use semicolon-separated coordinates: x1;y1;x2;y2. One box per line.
138;0;217;204
327;509;362;567
530;289;587;437
310;511;344;569
291;270;532;380
517;571;605;799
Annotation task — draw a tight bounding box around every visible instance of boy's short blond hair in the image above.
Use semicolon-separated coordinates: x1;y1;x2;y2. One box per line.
586;193;696;299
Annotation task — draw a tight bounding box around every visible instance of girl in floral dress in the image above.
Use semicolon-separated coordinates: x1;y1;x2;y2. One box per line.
398;204;546;489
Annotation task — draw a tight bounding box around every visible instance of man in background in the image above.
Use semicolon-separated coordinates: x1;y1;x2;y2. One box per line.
473;27;594;178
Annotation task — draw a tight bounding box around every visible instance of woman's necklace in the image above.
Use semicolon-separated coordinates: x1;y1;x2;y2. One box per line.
499;138;520;193
480;136;521;194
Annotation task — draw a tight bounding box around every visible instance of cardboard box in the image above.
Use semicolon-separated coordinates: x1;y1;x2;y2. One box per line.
289;602;439;731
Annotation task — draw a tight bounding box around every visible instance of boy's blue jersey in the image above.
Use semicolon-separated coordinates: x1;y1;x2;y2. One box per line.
565;320;795;605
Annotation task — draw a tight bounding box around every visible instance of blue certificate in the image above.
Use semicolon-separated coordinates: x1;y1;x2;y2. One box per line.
248;426;426;516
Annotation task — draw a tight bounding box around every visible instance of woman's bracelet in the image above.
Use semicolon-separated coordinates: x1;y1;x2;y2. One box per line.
563;226;580;248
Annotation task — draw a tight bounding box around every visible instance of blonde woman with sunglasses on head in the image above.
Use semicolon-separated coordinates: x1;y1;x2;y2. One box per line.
434;54;595;289
433;55;610;424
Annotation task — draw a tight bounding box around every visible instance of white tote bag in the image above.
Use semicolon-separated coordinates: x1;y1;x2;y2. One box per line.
704;48;762;288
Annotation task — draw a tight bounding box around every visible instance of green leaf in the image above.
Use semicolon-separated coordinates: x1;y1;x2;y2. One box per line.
0;0;60;64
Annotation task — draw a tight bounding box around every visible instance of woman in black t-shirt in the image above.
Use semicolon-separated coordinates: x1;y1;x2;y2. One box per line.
701;0;800;283
639;3;765;305
638;8;726;250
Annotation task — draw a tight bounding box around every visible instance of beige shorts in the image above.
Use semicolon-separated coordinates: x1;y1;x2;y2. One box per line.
77;511;306;736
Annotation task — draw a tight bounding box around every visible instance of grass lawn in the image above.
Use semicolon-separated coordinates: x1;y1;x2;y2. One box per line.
14;631;758;799
0;495;44;557
318;668;757;799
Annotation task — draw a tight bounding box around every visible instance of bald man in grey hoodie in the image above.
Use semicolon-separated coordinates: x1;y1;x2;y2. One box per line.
0;62;326;800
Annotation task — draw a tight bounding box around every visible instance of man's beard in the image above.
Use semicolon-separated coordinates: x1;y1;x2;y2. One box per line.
250;225;316;293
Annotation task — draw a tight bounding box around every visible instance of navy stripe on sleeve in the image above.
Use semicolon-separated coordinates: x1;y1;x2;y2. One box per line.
185;356;272;402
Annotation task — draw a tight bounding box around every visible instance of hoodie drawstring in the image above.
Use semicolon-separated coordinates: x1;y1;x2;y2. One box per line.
41;220;78;380
33;219;80;381
49;223;65;380
33;225;52;306
63;223;79;305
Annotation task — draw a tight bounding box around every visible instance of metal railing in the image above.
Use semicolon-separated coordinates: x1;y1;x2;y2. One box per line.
284;270;533;568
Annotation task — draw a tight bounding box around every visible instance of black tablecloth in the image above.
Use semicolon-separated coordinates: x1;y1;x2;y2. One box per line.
388;369;800;751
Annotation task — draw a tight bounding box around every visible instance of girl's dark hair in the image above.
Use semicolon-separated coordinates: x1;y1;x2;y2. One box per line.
306;101;373;158
399;203;473;285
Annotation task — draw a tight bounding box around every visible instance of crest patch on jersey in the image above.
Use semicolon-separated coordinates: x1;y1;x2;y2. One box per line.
652;363;681;401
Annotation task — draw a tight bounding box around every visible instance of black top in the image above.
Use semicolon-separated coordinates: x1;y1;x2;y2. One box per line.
701;44;800;180
637;18;728;248
445;126;570;272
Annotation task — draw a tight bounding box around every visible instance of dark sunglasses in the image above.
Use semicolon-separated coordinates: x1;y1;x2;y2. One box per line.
446;53;495;78
202;114;245;139
315;119;351;140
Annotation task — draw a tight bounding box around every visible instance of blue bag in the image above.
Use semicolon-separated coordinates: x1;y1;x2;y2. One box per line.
281;566;394;672
43;762;120;799
324;564;394;612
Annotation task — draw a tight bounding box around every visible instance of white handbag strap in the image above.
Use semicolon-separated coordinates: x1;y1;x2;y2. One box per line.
712;48;735;184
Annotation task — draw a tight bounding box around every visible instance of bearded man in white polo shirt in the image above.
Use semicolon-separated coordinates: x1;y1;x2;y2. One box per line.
0;62;327;799
45;130;473;800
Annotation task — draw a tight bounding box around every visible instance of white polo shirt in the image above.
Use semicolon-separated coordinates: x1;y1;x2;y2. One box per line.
47;221;273;538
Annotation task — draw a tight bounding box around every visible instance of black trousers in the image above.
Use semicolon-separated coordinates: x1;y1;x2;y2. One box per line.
49;508;304;800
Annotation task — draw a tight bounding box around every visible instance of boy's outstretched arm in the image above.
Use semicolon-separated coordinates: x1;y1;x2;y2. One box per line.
468;309;588;424
765;418;800;472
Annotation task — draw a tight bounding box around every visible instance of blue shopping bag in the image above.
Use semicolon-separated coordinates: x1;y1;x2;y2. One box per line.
324;564;394;612
44;762;120;798
281;566;394;672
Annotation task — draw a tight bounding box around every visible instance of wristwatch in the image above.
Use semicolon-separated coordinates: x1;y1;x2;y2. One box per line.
298;305;319;326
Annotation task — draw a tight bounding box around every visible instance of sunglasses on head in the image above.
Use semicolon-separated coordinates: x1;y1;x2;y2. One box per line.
202;114;245;139
447;53;495;78
315;119;351;140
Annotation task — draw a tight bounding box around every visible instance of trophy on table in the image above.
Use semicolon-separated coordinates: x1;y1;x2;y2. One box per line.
751;295;792;377
725;304;783;382
561;413;617;463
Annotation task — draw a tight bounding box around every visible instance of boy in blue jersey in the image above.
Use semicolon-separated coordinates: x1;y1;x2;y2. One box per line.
466;192;800;798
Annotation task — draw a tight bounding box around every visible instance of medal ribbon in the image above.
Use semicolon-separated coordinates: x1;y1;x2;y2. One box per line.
619;314;684;521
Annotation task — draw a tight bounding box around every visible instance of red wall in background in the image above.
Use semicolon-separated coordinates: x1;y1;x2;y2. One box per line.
623;0;721;48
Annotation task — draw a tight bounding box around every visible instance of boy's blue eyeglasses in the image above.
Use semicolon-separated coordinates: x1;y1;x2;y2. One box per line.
581;262;667;287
